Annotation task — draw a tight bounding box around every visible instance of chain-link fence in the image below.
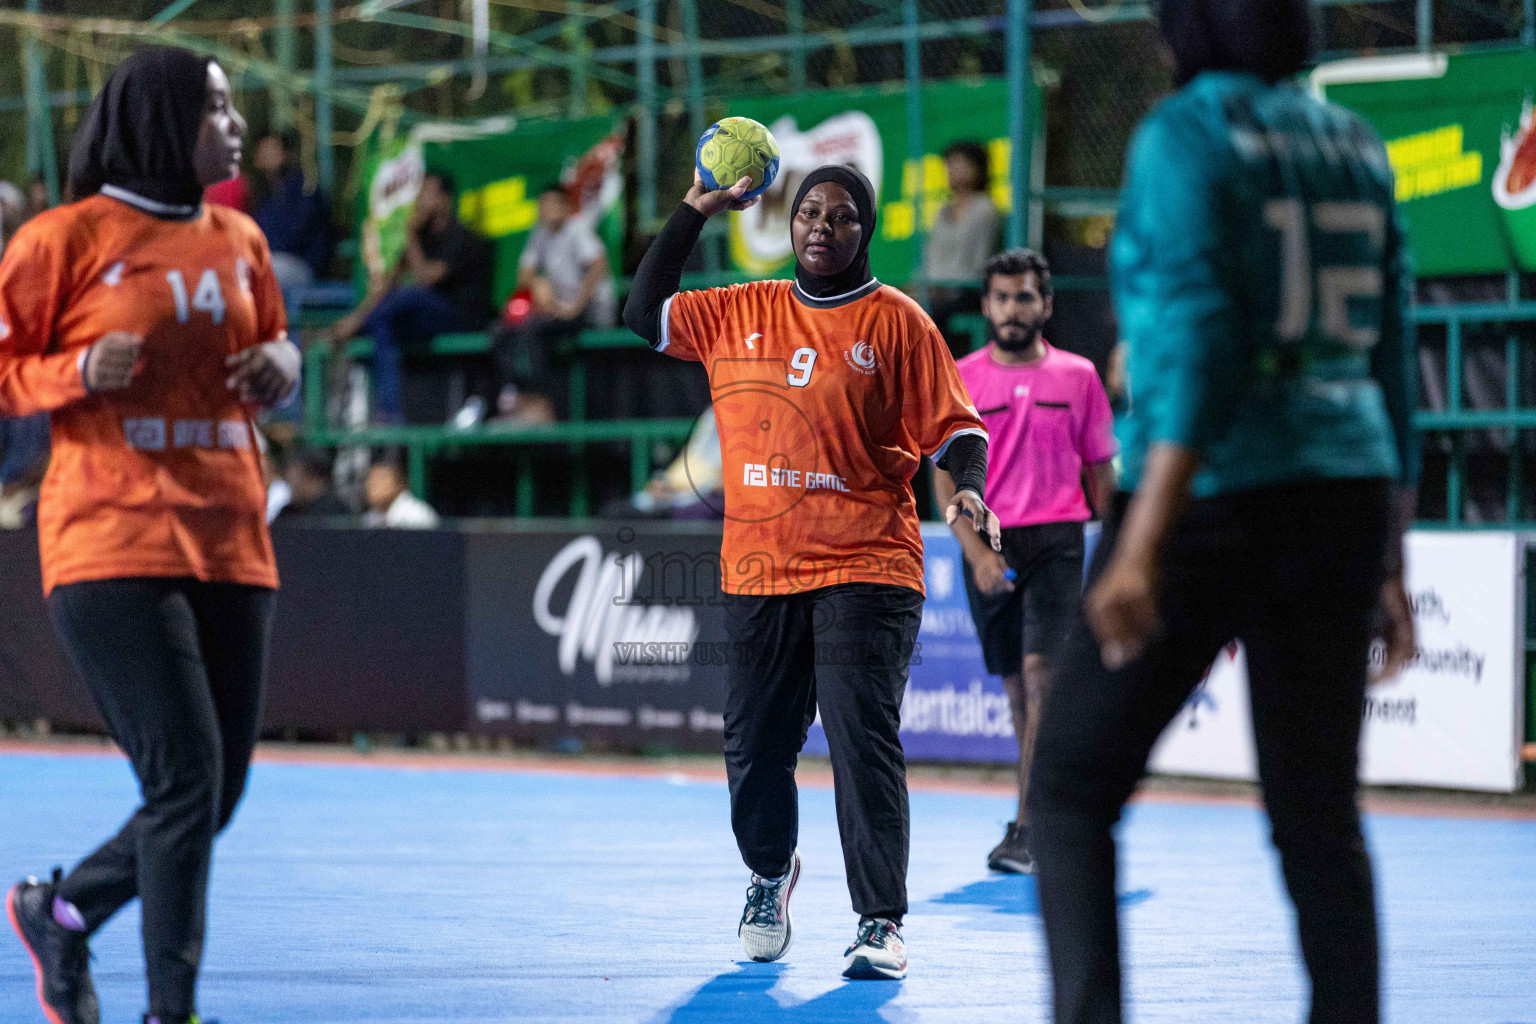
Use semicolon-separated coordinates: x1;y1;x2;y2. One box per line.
3;1;1534;264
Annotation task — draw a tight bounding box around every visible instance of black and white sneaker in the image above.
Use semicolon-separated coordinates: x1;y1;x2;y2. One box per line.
738;851;800;962
842;917;906;980
987;822;1036;874
7;868;99;1024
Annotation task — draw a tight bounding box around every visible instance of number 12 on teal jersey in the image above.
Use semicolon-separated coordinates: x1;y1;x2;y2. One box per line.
1264;199;1385;349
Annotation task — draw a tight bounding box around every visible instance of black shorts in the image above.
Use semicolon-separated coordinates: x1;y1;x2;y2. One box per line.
962;520;1085;676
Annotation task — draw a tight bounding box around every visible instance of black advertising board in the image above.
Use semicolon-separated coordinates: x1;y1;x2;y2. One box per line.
0;523;731;751
463;522;730;752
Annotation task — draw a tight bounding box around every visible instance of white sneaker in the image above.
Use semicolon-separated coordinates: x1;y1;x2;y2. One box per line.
842;917;907;980
738;850;801;962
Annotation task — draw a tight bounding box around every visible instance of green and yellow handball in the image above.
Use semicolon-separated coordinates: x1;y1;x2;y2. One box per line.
695;116;780;201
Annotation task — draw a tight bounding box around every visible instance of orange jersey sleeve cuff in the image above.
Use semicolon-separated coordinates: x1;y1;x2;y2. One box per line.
0;347;89;417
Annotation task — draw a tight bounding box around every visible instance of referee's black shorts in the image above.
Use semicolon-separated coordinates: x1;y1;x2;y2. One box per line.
962;520;1085;676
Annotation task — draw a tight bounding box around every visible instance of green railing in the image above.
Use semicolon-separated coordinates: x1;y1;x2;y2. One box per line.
1411;302;1536;529
298;314;994;517
300;328;700;515
304;417;697;517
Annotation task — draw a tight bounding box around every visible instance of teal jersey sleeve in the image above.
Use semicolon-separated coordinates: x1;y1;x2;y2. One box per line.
1374;207;1422;487
1113;106;1248;456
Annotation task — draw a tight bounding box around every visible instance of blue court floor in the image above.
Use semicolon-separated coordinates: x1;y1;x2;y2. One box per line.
1;749;1534;1024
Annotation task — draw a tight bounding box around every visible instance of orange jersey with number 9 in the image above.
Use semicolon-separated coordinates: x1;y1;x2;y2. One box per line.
659;279;985;596
0;194;286;594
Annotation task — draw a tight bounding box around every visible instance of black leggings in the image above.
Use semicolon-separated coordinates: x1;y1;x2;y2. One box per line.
723;582;923;921
47;577;274;1022
1028;479;1392;1024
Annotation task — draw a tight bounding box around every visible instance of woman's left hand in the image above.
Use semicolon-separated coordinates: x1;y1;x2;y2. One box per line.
945;487;1002;552
226;337;301;407
1086;553;1159;670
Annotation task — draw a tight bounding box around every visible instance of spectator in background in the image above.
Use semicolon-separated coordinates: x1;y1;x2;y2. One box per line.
481;185;616;425
329;171;494;424
0;412;49;528
203;164;249;212
0;182;26;251
252;129;333;317
603;406;724;519
364;461;439;528
922;141;1000;359
274;446;350;522
26;175;50;218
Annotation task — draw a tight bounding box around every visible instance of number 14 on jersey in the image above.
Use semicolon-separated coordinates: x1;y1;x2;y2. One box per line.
165;269;227;326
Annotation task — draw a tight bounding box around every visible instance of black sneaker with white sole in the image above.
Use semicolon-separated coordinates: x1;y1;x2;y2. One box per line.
7;868;99;1024
738;850;800;962
987;821;1036;874
842;917;906;980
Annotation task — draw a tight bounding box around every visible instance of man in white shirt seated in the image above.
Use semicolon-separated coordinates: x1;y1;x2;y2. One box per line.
485;186;615;425
363;461;440;529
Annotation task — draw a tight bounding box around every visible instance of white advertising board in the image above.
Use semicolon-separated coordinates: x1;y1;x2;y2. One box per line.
1149;532;1527;792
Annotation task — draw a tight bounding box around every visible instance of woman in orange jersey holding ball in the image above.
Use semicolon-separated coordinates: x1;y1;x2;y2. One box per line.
625;162;997;981
2;47;298;1024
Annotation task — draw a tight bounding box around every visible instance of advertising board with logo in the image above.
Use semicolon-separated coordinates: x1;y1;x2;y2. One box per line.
722;78;1033;284
463;525;731;749
1151;532;1529;793
355;115;624;304
805;526;1019;763
1317;50;1536;276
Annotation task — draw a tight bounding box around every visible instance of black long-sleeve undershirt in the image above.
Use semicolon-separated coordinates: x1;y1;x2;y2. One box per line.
623;202;707;346
936;433;988;504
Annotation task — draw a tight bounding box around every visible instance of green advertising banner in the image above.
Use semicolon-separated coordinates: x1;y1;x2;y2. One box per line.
357;115;625;305
722;78;1029;283
1320;50;1536;277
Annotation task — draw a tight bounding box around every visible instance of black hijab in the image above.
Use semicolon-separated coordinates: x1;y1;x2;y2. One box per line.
1158;0;1314;88
67;46;212;211
790;165;877;300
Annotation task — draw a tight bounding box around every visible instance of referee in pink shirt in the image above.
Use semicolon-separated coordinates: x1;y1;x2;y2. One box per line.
932;249;1118;873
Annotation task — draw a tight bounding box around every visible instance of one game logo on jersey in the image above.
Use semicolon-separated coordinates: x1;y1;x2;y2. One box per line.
0;316;9;341
124;417;252;452
101;261;126;287
742;462;849;493
843;340;879;376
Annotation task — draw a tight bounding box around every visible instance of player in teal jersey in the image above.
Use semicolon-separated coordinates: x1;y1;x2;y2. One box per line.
1027;3;1419;1023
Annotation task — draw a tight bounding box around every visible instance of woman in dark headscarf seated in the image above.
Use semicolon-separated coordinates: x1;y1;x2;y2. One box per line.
2;45;297;1024
624;166;997;980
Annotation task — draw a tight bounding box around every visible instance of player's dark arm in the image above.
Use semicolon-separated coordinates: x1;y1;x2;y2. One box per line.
1085;459;1118;517
934;432;999;550
936;433;987;503
624;205;707;345
1373;206;1420;575
402;221;450;288
1370;200;1419;679
932;463;995;563
1086;443;1199;667
625;172;757;345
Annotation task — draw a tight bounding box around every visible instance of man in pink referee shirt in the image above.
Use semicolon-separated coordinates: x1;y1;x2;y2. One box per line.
932;249;1118;874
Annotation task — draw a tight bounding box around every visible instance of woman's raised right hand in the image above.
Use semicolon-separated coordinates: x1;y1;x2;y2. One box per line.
83;332;144;392
684;170;760;219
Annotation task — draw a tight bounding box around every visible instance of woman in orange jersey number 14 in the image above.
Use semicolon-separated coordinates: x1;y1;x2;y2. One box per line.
1;48;298;1024
624;164;999;981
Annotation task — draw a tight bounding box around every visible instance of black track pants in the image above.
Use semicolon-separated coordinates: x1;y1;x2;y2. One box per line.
48;577;274;1022
723;582;922;921
1028;479;1392;1024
